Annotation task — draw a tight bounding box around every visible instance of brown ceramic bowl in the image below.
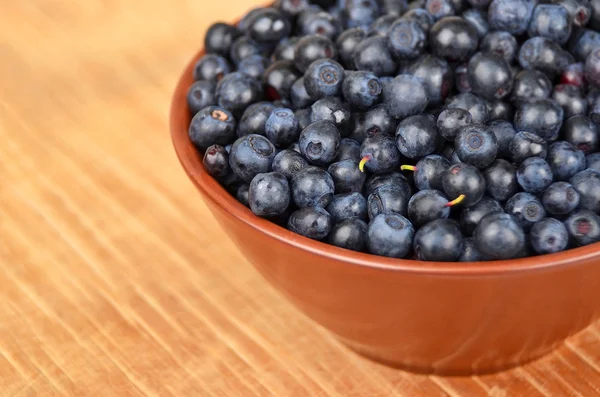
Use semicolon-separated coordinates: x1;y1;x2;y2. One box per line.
171;47;600;375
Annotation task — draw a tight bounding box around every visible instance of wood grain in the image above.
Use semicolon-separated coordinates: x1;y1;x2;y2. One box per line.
1;1;599;395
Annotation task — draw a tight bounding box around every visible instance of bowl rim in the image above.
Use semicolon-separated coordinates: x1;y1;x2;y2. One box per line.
170;47;600;276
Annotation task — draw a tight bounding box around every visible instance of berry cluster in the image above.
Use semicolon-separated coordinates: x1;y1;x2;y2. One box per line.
187;0;600;262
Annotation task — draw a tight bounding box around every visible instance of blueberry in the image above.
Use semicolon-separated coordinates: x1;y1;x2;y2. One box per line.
273;37;300;62
516;157;554;194
299;120;341;166
237;55;269;79
366;213;415;258
193;54;231;82
514;99;564;141
591;97;600;124
290;78;313;109
325;192;368;222
295;35;337;73
363;172;412;197
245;8;292;43
275;0;310;18
426;0;456;21
561;62;586;88
405;54;453;105
362;105;397;137
216;72;263;116
530;218;570;254
455;123;498;168
304;59;345;99
290;166;335;208
230;36;264;65
384;75;429;119
205;23;241;56
552;84;588;118
488;0;535;34
587;153;600;171
336;28;367;68
265;108;299;148
563;115;599;154
442;163;486;207
459;237;487;262
557;0;592;28
413;219;464;261
369;14;399;37
272;149;308;180
570;169;600;213
368;184;411;219
437;108;473;141
328;159;367;193
229;134;277;183
462;9;489;38
396;114;441;159
505;192;546;230
460;196;504;236
519;37;574;78
387;19;426;62
403;9;435;32
564;209;600;246
343;0;382;29
408;189;451;227
187;80;217;114
445;93;489;124
455;63;472;93
248;172;291;217
288;207;333;240
480;30;518;63
547;141;586;181
542;181;580;215
474;212;526;259
264;60;301;101
509;131;548;164
485;99;513;122
467;52;513;100
189;106;237;150
429;16;479;62
297;9;343;39
528;4;572;45
342;71;383;110
236;184;250;206
238;102;276;137
352;36;398;77
328;218;368;251
511;70;552;104
586;48;600;89
333;138;361;162
203;144;230;178
383;0;409;15
412;155;451;191
359;134;402;173
310;97;352;134
484;159;518;201
568;29;600;62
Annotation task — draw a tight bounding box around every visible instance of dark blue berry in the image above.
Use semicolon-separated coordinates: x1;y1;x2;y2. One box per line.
437;108;473;141
467;52;513;100
530;218;570;254
295;35;337;72
414;219;464;261
455;63;471;93
245;8;292;43
249;172;291;216
275;0;310;18
485;99;513;122
310;97;352;134
528;4;572;45
474;212;526;259
299;120;341;166
362;105;397;137
445;93;489;124
187;80;217;114
405;54;453;105
396;114;441;159
189;106;237;150
273;37;300;62
203;144;230;177
484;159;518;202
408;189;451;227
462;9;489;38
304;58;345;99
511;70;552;104
442;163;486;207
367;213;415;258
587;153;600;171
216;72;263;116
455;123;498;168
291;165;335;208
564;210;600;246
505;192;546;231
342;71;383;110
328;218;368;251
369;14;399;37
563;115;600;154
328;159;366;193
336;138;362;161
290;77;313;109
336;28;367;68
297;9;343;39
343;0;382;30
264;60;301;100
459;237;487;262
230;36;264;65
272;149;309;179
552;84;588;118
403;9;435;32
412;155;451;191
352;36;398;76
360;134;402;173
229;134;277;183
363;172;412;197
265;108;299;148
569;29;600;62
426;0;456;20
384;75;429;119
547;141;586;181
514;98;564;141
570;169;600;214
368;184;411;219
460;196;504;236
429;16;479;62
558;0;592;28
388;19;427;61
488;0;535;35
509;131;547;164
238;55;269;80
238;102;276;137
288;207;333;240
326;192;368;222
480;30;518;63
193;54;231;82
205;23;241;56
516;157;554;193
519;37;574;77
542;182;580;215
383;0;409;16
236;184;250;206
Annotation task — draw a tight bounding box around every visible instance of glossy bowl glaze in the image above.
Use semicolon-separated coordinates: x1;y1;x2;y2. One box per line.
171;46;600;375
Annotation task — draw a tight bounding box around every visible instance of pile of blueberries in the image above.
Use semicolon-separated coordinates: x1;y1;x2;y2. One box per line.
187;0;600;262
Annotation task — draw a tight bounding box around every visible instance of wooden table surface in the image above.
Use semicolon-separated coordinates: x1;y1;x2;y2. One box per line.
2;1;600;396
